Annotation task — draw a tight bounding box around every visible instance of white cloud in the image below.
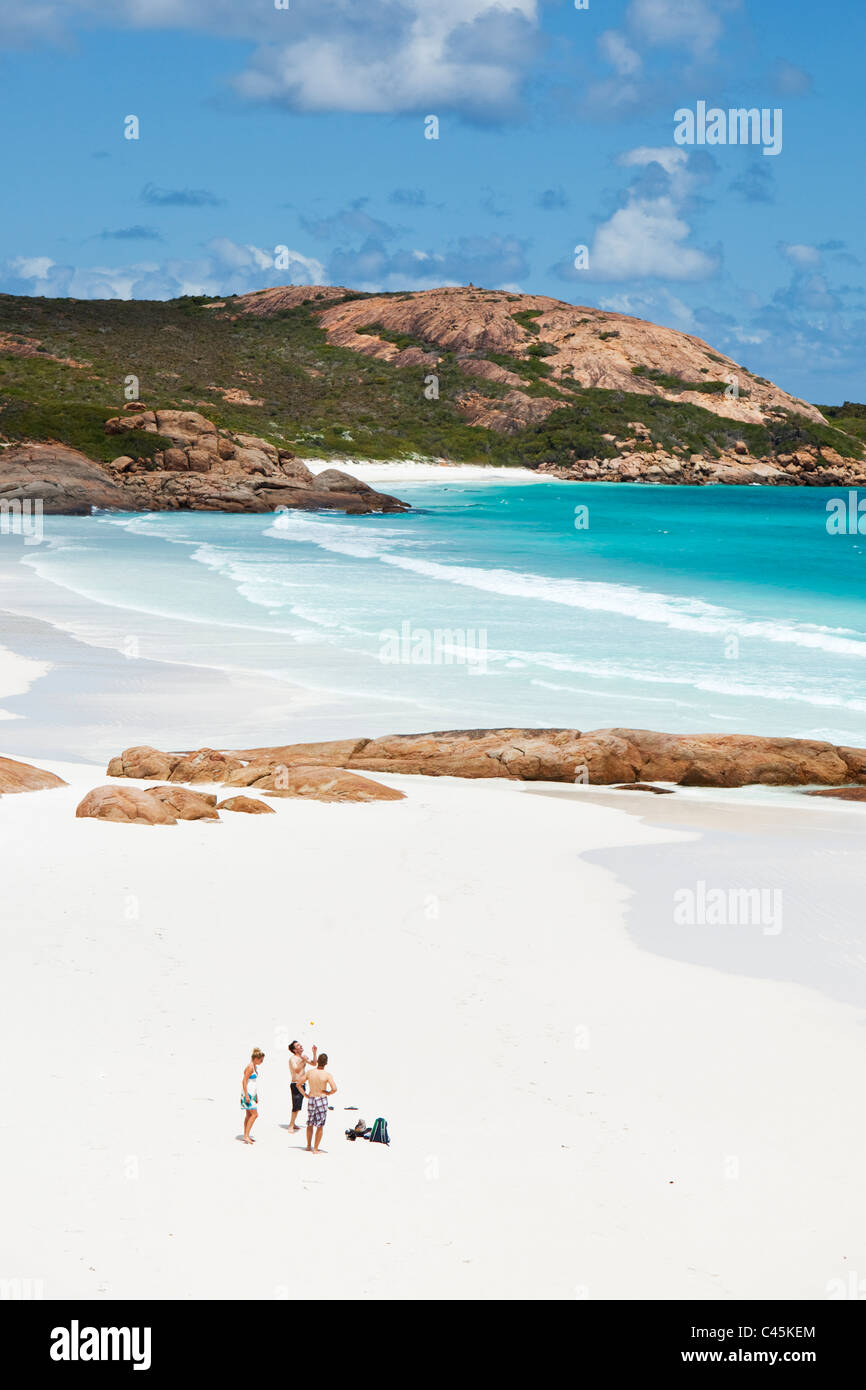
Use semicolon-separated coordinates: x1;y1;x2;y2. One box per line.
627;0;733;57
0;0;540;118
598;287;695;331
9;255;55;280
1;231;528;300
0;2;56;45
0;239;325;299
618;146;686;175
780;243;821;268
617;146;695;198
560;147;719;283
591;0;740;113
597;30;642;78
328;234;530;292
235;2;539;117
590;197;719;281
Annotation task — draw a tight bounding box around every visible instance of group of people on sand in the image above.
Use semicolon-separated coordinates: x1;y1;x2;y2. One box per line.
241;1039;337;1154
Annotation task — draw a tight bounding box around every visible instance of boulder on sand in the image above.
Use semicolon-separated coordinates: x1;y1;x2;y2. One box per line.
611;783;675;794
222;760;282;788
334;728;859;787
144;785;220;820
75;785;178;825
217;795;276;814
233;739;368;771
0;755;67;794
76;783;219;823
167;748;246;784
257;766;405;803
107;745;180;780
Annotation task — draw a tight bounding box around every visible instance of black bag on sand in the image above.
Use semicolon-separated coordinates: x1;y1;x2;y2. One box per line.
369;1117;390;1145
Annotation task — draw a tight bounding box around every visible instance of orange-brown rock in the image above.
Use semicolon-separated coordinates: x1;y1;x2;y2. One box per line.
0;332;86;368
217;795;276;813
230;285;352;316
144;785;220;820
0;755;67;794
313;467;378;494
208;387;265;407
612;783;675;794
186;448;213;473
107;745;180;780
167;748;246;784
258;766;405;803
392;346;438;368
240;728;866;788
458;356;524;387
837;746;866;781
804;787;866;802
105;727;866;791
606;729;849;787
234;739;369;769
339;729;602;780
75;785;178;825
457;390;563;435
0;444;132;513
161;446;189;471
222;761;281;788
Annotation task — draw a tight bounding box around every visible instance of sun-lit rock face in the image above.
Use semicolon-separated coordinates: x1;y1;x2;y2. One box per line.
244;284;827;429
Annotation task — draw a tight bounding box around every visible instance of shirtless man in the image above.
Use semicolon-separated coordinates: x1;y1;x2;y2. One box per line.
304;1053;337;1154
288;1039;317;1134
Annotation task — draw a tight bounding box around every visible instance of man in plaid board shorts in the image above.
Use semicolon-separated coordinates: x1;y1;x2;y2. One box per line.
305;1053;337;1154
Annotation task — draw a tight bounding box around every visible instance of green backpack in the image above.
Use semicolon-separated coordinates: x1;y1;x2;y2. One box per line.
369;1117;390;1145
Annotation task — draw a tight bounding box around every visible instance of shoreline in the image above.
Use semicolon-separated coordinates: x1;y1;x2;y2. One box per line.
0;602;448;763
0;639;51;720
3;578;866;803
3;485;865;752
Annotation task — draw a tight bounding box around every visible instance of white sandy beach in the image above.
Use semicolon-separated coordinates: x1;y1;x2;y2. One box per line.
2;749;865;1300
303;458;553;486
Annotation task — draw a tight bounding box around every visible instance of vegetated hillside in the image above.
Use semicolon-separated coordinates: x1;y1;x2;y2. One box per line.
0;285;862;481
817;401;866;444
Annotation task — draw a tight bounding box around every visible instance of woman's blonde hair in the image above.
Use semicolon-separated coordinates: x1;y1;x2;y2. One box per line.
251;1048;265;1060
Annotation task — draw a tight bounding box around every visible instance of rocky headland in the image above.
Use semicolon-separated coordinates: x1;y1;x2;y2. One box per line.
0;408;408;515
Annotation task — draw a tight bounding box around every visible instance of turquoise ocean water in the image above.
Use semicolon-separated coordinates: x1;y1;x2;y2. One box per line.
13;479;866;745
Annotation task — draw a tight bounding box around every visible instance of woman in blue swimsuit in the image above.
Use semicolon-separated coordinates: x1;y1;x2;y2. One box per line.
241;1048;265;1144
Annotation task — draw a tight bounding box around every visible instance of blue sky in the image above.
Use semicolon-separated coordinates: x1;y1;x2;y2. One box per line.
0;0;862;402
